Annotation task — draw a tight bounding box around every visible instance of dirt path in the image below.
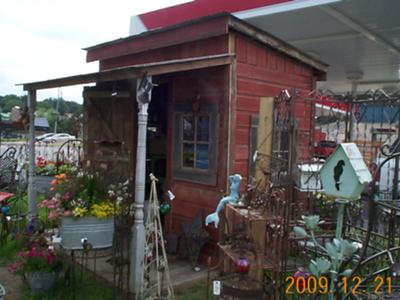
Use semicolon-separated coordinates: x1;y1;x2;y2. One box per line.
0;267;22;300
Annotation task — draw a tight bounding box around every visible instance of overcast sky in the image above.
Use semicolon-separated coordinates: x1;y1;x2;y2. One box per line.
0;0;191;103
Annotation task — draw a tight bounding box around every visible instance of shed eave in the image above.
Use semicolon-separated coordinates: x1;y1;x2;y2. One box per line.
17;53;234;91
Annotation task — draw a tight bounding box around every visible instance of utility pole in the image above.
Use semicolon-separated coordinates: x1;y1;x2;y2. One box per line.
54;88;62;133
130;74;155;294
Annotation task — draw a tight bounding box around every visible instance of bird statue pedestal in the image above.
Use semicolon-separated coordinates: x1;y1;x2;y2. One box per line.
335;199;348;239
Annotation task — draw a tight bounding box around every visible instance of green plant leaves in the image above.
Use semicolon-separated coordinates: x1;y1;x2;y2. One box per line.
340;269;352;278
309;258;331;276
303;215;320;231
293;226;308;238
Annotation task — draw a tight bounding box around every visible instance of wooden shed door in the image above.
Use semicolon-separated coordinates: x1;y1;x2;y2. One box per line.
83;87;135;177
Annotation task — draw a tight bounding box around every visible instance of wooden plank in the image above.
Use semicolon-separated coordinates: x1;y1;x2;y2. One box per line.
100;36;229;71
86;16;230;62
255;97;274;183
20;54;233;91
237;62;313;88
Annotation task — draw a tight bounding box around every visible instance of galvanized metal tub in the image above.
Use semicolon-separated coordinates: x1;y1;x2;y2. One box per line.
60;216;114;250
27;271;58;295
35;175;53;195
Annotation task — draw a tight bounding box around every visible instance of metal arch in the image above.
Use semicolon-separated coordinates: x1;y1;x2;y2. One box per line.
0;146;17;160
55;139;83;172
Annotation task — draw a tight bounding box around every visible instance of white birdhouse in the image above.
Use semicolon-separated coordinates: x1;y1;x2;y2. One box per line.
320;143;372;200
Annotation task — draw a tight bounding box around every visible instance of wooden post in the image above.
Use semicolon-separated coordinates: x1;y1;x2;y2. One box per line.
27;90;37;218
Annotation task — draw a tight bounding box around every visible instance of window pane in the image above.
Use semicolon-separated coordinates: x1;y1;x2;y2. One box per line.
197;115;210;142
183;116;194;140
183;143;194;167
196;144;209;169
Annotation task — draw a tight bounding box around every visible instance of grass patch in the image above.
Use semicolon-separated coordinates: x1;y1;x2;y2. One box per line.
0;236;25;266
20;271;114;300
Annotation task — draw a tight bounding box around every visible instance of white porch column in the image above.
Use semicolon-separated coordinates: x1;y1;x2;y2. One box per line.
130;75;153;293
27;90;37;218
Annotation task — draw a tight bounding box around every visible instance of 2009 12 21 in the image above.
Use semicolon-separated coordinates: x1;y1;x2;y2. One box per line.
285;275;392;295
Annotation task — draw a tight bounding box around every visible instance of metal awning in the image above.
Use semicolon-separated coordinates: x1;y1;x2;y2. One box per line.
18;53;233;91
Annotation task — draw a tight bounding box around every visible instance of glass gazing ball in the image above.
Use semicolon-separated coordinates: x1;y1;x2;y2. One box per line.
1;206;10;215
159;203;171;215
234;257;250;274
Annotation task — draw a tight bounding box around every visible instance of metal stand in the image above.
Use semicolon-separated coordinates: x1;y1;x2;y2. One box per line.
335;199;348;239
137;173;174;300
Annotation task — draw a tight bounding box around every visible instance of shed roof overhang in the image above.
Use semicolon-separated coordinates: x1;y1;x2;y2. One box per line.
18;53;233;91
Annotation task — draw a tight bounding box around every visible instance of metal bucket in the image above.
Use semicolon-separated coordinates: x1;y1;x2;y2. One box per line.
35;175;53;194
27;271;57;295
60;217;114;250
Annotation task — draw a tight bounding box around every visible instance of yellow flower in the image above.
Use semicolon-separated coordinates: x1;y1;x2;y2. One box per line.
72;206;88;217
90;202;117;218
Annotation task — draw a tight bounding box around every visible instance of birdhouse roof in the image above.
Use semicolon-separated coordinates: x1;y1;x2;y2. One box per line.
323;143;372;184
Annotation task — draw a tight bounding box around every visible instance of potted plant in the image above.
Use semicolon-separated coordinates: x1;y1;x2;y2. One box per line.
38;170;123;250
8;235;64;295
35;156;76;194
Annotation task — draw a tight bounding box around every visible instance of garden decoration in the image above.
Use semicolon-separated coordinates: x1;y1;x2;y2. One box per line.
205;174;242;228
138;173;174;300
293;143;372;298
39;170;120;249
0;283;5;300
319;143;372;239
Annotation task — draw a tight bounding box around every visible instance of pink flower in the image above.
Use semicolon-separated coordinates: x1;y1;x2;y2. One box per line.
47;253;56;264
48;210;59;220
8;262;20;273
63;210;72;217
63;192;71;200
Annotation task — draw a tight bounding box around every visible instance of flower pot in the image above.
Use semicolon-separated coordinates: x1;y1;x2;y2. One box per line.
60;216;114;250
26;271;57;295
35;175;53;195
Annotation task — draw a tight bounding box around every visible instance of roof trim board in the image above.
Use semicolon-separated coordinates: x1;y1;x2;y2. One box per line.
18;54;234;91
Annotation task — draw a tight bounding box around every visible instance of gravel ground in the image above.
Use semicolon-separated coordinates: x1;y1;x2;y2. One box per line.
0;267;22;300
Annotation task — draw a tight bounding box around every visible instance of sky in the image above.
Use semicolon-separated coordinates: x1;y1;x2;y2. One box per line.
0;0;191;103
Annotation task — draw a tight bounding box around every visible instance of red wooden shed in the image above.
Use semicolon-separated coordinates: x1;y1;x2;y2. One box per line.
82;13;327;240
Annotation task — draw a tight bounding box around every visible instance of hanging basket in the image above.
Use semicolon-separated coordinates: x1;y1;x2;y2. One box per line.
60;216;114;250
26;271;58;295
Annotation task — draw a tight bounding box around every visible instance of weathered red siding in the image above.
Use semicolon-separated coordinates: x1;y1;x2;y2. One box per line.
100;36;229;71
234;34;315;185
166;67;228;239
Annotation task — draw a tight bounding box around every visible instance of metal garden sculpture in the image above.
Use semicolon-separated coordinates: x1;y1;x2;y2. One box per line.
205;174;242;228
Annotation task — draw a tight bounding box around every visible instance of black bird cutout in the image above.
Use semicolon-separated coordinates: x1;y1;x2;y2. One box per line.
334;160;345;191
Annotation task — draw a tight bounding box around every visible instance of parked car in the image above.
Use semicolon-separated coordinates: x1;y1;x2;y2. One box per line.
35;133;55;142
314;140;337;159
42;133;76;143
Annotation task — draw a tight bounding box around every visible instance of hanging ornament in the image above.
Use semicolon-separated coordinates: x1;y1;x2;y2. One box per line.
234;257;250;274
1;205;10;215
159;202;171;215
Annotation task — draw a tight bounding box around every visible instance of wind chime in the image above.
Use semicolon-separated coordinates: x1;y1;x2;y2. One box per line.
137;173;174;300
